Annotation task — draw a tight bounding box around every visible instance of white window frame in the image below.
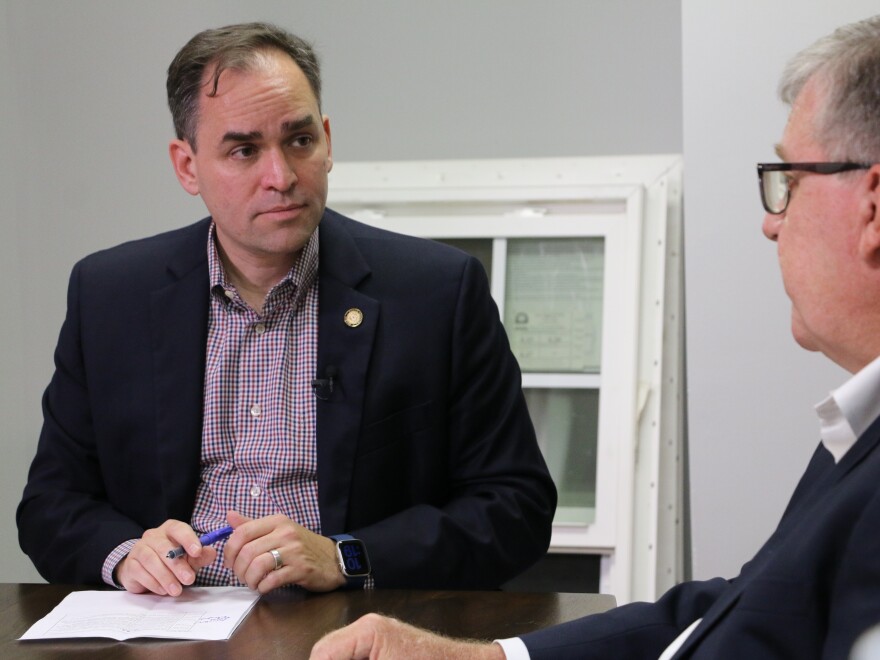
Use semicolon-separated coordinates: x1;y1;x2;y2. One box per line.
327;156;685;604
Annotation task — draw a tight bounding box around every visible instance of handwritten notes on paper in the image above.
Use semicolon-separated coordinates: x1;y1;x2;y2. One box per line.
19;587;260;641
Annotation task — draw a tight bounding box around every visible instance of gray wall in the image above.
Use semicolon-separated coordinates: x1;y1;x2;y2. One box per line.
682;0;879;580
0;1;681;582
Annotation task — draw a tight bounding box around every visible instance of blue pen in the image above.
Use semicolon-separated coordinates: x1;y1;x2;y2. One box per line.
166;525;234;559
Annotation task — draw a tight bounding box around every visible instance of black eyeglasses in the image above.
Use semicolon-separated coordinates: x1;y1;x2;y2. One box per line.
757;162;873;214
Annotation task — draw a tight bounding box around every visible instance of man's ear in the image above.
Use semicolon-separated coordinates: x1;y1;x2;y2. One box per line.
323;115;333;173
169;139;200;196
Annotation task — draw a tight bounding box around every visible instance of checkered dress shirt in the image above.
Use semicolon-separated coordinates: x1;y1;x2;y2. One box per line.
193;224;321;585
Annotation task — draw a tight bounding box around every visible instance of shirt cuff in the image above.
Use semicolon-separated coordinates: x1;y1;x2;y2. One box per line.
101;539;138;588
495;637;530;660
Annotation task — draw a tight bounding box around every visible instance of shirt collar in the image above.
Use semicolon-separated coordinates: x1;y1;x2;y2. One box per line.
206;222;320;312
815;354;880;463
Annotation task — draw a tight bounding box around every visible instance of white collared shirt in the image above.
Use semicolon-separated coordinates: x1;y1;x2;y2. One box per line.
497;354;880;659
816;354;880;463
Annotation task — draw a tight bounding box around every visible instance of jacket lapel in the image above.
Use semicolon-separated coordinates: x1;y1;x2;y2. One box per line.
314;214;379;534
827;412;880;485
150;221;210;520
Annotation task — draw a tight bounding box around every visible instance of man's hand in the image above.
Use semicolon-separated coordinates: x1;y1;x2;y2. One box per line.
223;510;346;593
310;614;506;659
115;519;217;596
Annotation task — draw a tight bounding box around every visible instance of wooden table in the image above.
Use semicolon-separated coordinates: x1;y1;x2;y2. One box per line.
1;583;615;658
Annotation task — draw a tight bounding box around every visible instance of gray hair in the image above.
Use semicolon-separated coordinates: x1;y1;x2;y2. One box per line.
167;22;322;150
778;15;880;162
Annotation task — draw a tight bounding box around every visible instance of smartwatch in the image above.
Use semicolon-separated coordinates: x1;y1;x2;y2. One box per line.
329;534;371;588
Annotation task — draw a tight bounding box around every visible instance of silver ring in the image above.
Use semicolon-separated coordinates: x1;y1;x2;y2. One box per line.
269;548;283;571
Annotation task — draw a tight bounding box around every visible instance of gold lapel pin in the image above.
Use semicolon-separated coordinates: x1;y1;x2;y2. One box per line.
344;308;364;328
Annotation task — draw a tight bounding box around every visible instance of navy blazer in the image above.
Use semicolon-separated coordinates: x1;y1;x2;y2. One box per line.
521;413;880;658
17;210;556;588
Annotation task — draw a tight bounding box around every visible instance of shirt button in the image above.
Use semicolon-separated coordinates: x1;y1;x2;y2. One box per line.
250;404;262;417
254;323;266;335
250;485;262;498
224;289;235;300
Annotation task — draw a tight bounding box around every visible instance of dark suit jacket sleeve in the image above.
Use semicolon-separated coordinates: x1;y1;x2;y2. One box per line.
323;234;557;589
17;260;148;583
520;577;730;659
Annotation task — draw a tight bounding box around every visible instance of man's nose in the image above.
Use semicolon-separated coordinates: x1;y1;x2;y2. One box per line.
261;149;297;192
762;212;782;241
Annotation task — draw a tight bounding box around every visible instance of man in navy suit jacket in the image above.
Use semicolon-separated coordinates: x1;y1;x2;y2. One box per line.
16;23;555;597
311;14;880;660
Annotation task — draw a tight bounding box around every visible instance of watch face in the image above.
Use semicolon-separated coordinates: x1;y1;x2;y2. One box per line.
337;539;371;577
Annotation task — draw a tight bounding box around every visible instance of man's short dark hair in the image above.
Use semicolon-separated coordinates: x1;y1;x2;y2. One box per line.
166;22;322;149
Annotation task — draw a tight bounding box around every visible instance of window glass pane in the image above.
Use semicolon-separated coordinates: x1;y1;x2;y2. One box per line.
525;388;598;525
504;238;604;373
434;238;493;283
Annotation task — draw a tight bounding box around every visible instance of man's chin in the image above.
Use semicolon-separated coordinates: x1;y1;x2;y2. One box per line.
791;322;821;353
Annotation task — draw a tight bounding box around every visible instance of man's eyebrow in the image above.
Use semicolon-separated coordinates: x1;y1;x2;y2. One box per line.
219;116;316;144
774;144;787;161
221;130;262;144
281;115;316;133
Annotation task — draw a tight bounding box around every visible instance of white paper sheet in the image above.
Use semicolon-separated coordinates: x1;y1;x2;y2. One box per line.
19;586;260;641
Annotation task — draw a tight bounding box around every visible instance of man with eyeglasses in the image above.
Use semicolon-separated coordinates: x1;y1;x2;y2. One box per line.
311;14;880;660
